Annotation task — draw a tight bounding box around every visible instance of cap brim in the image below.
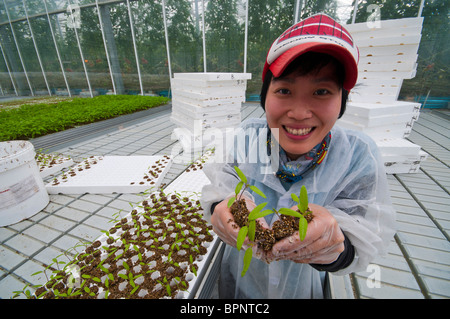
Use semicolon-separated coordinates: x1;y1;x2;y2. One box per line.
264;42;358;91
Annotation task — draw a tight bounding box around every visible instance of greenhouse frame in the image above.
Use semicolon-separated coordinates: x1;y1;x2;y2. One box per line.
0;0;448;105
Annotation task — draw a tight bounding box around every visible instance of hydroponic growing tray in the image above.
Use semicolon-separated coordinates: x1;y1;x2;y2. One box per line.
46;155;172;194
31;151;220;299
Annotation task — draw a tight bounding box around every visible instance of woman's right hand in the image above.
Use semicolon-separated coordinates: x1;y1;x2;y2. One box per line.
210;197;270;260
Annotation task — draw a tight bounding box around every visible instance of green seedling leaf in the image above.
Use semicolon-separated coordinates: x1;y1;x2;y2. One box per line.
227;196;236;208
299;216;308;241
248;220;256;242
291;193;299;203
249;185;266;199
234;166;247;184
249;209;274;220
247;202;267;220
241;248;253;277
278;207;302;219
236;226;248;251
235;181;244;196
131;285;140;295
299;185;308;213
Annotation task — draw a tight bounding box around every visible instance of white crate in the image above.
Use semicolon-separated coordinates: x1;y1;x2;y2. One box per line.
336;119;409;141
46;156;172;194
384;151;428;174
173;72;251;81
376;138;421;157
172;93;245;108
344;101;419;118
341;111;415;128
358;44;419;59
171;114;241;132
340;101;419;128
172;99;241;118
345;17;423;34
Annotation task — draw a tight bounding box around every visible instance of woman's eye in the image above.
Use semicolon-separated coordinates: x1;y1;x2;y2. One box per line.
276;88;290;95
314;89;330;96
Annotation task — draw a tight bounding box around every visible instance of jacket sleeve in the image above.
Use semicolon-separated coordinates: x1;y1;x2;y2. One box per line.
321;133;397;275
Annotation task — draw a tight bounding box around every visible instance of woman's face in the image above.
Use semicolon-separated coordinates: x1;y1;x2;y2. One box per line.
265;64;342;160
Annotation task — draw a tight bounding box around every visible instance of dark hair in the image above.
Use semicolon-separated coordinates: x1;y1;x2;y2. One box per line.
260;52;348;118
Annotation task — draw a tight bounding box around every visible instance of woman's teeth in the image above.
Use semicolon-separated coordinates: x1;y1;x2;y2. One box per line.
285;126;313;136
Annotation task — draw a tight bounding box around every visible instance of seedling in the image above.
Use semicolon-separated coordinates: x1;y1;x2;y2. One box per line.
227;166;313;277
278;185;312;241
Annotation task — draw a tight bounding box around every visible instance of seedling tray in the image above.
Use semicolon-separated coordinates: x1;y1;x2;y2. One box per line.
46;155;172;194
31;152;219;299
36;153;74;179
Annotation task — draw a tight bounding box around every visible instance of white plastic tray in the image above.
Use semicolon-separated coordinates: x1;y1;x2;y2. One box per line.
37;154;74;179
46;155;172;194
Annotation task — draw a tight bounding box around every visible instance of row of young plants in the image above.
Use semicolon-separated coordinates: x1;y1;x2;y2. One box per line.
13;190;214;299
0;95;169;141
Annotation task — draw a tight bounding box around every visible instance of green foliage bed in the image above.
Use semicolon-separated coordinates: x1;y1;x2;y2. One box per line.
0;95;170;141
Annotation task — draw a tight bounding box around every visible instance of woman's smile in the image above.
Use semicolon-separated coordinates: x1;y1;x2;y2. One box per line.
283;125;315;139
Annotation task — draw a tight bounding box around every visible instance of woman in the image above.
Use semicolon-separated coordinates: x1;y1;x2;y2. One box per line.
200;13;396;299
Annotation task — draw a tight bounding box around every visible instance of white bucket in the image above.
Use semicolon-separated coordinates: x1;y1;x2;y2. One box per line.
0;141;49;226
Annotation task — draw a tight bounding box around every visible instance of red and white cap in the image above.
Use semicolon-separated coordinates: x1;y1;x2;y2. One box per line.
262;13;359;91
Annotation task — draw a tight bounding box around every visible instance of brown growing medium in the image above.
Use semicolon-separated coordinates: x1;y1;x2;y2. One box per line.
229;199;313;251
33;191;214;299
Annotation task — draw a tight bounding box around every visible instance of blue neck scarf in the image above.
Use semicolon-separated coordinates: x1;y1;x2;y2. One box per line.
268;131;331;184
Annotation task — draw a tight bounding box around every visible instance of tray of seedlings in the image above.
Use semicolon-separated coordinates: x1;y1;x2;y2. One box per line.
21;152;220;299
35;151;74;179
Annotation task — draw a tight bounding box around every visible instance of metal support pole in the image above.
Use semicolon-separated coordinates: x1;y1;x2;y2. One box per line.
96;0;117;95
201;0;206;72
0;41;18;96
161;0;172;80
417;0;425;17
351;0;358;24
68;4;93;97
22;0;51;96
294;0;300;23
243;0;248;73
3;0;34;96
43;0;71;97
126;0;143;95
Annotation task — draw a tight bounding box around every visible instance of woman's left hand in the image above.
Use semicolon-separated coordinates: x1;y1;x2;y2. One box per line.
266;204;345;264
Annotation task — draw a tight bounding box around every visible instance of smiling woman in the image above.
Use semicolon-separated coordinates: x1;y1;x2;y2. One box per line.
200;13;396;299
0;95;169;141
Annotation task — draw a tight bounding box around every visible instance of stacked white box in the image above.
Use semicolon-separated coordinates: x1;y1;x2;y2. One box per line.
337;17;427;174
170;73;251;153
337;101;421;140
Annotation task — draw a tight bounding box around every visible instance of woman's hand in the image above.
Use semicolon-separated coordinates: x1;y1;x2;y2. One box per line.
267;204;345;264
210;197;270;260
